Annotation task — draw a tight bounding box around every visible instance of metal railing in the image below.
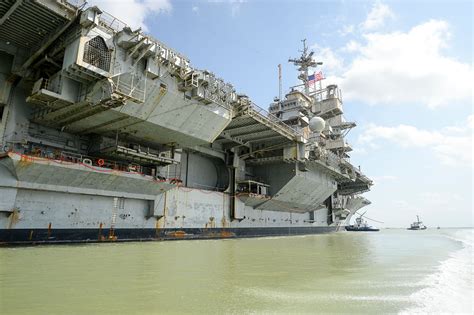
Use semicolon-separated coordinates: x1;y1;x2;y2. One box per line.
56;151;152;176
32;77;61;95
111;73;146;103
97;11;128;33
246;102;303;138
322;149;342;169
65;0;86;8
310;86;343;102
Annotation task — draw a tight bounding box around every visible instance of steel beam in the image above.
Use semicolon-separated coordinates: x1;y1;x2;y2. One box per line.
223;122;265;135
219;131;249;147
21;13;79;71
0;0;22;26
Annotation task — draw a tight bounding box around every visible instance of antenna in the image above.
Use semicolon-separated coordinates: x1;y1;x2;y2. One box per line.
288;39;323;95
278;64;282;111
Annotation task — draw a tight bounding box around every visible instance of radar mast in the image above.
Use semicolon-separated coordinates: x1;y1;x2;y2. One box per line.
288;39;323;95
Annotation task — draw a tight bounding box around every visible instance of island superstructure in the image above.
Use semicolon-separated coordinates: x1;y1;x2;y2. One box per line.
0;0;372;244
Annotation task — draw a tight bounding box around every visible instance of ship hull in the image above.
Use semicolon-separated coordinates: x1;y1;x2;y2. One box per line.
345;226;379;232
0;152;339;246
0;226;337;245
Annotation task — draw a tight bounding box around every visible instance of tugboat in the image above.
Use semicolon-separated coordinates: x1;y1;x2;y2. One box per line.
345;212;380;232
407;215;427;230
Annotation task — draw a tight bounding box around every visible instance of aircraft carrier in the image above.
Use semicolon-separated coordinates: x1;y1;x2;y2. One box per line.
0;0;372;244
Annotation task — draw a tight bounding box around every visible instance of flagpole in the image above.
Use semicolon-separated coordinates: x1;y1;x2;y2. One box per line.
313;71;316;92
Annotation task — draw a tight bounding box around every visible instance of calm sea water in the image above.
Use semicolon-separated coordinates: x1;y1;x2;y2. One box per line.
0;229;472;314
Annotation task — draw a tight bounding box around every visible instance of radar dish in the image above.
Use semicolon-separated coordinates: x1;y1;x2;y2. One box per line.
309;116;325;132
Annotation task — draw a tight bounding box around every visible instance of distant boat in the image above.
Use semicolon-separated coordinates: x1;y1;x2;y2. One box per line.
345;212;379;232
407;215;427;230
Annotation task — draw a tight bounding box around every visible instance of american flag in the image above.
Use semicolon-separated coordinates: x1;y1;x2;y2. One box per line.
308;71;324;84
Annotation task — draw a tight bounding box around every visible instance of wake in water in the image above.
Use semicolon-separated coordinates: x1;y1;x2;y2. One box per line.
401;229;474;314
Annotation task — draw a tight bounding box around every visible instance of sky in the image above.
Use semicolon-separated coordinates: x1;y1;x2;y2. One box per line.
89;0;473;227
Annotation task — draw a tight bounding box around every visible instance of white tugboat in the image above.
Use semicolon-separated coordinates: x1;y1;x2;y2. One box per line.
407;215;427;230
345;212;379;232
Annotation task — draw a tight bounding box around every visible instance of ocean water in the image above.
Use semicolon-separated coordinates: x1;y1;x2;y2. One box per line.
0;228;472;314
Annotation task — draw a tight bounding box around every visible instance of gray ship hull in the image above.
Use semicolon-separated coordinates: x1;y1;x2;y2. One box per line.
0;152;338;246
0;226;337;245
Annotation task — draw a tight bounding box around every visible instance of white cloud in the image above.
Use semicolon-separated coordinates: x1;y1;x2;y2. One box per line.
339;19;473;108
311;44;344;74
87;0;172;31
358;115;473;166
192;6;199;13
344;40;360;52
339;24;354;36
361;1;394;30
468;115;474;128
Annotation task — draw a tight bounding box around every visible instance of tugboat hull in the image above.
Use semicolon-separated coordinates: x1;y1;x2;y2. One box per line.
345;226;379;232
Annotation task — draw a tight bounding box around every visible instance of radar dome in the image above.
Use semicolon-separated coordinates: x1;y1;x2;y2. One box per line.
309;117;325;132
